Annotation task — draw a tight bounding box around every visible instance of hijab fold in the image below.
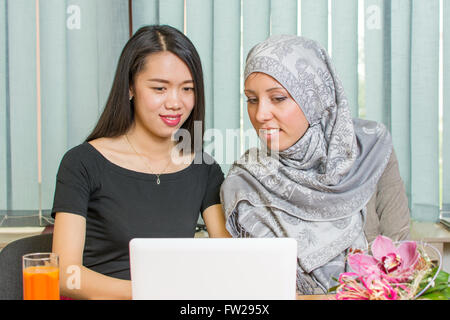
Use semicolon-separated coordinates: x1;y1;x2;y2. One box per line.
220;35;393;294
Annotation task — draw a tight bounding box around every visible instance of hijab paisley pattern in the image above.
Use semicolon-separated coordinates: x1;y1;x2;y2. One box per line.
220;35;393;294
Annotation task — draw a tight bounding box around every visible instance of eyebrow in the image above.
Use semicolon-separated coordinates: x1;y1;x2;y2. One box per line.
244;87;285;94
147;78;194;84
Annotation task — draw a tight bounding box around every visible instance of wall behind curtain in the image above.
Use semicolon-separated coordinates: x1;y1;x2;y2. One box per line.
0;0;448;225
0;0;129;224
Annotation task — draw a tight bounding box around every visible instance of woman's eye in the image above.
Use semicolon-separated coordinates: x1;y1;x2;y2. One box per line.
152;87;166;92
246;98;257;104
183;87;195;92
273;96;287;102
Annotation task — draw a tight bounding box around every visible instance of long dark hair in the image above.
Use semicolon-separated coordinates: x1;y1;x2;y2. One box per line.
86;25;205;151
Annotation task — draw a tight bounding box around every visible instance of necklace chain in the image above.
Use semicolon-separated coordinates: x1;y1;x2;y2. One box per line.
125;134;172;185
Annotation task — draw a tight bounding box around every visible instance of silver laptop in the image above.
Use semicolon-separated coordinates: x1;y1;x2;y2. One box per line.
440;211;450;230
129;238;298;300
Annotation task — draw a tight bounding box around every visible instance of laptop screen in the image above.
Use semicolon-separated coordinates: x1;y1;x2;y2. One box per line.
129;238;298;300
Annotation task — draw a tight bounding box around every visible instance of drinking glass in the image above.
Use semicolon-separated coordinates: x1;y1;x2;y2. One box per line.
22;252;60;300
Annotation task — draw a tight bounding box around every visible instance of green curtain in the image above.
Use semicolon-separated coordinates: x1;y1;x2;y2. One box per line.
0;0;129;224
0;0;447;224
444;0;450;213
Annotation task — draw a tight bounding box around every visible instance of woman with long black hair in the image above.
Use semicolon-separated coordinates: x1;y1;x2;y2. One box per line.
52;25;230;300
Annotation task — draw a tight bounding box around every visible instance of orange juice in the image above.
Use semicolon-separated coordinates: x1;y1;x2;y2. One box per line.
23;266;60;300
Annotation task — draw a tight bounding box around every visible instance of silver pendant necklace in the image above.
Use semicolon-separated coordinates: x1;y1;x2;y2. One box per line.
125;134;172;185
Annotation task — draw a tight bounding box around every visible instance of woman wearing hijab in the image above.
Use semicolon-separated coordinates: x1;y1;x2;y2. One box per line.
220;35;410;295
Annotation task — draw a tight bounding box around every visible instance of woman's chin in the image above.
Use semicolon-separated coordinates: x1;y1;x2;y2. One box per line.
261;138;295;153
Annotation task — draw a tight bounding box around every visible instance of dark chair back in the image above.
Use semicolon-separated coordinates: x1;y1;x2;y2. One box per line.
0;233;53;300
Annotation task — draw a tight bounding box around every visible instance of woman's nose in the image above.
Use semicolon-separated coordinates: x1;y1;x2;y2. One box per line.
165;90;181;109
255;100;273;123
165;103;181;110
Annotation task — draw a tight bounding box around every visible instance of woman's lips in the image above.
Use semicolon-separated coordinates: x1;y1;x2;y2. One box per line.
160;115;181;127
259;128;281;140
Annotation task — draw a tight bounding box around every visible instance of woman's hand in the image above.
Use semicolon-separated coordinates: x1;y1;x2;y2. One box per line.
202;204;231;238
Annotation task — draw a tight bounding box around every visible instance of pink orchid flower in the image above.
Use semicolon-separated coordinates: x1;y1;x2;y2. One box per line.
336;272;398;300
348;235;419;276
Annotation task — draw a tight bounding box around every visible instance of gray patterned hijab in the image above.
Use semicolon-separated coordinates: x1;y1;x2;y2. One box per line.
220;35;393;294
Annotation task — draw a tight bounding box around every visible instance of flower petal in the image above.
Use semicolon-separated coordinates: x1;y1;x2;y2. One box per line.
348;253;379;275
371;235;397;260
397;241;419;270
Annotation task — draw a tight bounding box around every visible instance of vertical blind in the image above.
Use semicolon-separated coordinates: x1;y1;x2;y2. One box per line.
0;0;448;224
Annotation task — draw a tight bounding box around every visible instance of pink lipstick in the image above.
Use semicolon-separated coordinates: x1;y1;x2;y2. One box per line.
160;114;181;127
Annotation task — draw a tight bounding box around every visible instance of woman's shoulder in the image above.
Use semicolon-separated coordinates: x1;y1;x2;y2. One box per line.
186;151;220;167
61;142;93;161
59;141;105;170
194;151;223;174
353;118;391;139
199;151;220;166
377;146;399;184
55;142;105;186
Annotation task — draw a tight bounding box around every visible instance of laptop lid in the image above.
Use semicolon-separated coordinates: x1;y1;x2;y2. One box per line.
440;211;450;230
129;238;298;300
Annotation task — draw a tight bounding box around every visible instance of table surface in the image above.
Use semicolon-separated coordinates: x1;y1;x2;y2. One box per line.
410;221;450;243
296;294;335;300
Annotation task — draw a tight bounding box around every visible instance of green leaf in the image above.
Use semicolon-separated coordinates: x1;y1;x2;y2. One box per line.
419;293;445;300
327;285;339;293
419;291;449;300
327;277;340;293
445;287;450;299
434;269;449;284
420;269;449;294
428;283;450;293
419;285;450;300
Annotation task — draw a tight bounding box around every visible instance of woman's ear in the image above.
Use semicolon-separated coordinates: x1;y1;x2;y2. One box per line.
129;88;134;101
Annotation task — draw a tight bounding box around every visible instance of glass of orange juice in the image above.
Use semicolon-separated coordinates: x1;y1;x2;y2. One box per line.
22;253;60;300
